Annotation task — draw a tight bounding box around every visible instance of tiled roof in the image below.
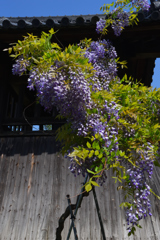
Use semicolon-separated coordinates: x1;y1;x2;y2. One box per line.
0;15;104;29
0;7;160;30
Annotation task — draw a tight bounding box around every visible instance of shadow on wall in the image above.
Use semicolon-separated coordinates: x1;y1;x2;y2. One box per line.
0;136;61;156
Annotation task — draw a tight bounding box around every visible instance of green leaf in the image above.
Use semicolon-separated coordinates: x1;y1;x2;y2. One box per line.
154;160;160;167
87;169;95;174
92;141;97;149
85;183;92;192
150;189;160;200
95;166;99;172
10;54;16;58
8;48;12;54
89;150;94;158
119;150;125;157
96;144;100;150
87;142;91;148
98;153;103;159
91;136;95;142
119;202;132;209
112;176;122;183
137;224;142;229
49;28;55;34
92;141;100;150
111;152;115;158
95;133;99;139
91;181;100;187
95;150;99;156
92;175;102;178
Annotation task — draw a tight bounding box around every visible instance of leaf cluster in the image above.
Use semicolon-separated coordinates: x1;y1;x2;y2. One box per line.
99;0;140;36
7;7;160;235
6;29;94;80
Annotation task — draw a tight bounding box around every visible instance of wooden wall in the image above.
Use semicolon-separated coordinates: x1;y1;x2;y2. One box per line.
0;136;160;240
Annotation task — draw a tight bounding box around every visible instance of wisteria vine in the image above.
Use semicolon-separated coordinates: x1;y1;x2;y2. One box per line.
9;0;160;236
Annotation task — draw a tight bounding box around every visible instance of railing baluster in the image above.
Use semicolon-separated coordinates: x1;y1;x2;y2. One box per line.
66;195;78;240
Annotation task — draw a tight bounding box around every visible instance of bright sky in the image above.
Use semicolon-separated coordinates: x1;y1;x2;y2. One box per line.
1;0;159;88
1;0;108;17
152;59;160;89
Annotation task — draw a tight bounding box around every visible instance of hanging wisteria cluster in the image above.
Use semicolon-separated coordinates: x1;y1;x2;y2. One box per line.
69;99;120;181
125;144;154;232
27;66;91;122
96;0;150;36
12;56;29;75
85;39;118;90
10;0;160;236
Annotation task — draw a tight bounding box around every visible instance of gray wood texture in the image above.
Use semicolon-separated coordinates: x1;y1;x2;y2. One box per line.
0;137;160;240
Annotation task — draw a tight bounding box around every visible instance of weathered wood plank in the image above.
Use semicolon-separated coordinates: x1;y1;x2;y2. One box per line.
0;137;160;240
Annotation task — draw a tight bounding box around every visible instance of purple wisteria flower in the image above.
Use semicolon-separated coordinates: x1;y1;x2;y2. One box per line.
96;19;106;34
132;0;150;11
111;11;130;36
12;56;29;76
126;144;154;230
85;39;118;91
11;7;155;232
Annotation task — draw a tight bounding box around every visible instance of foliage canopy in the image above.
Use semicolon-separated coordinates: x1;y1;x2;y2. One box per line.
7;0;160;235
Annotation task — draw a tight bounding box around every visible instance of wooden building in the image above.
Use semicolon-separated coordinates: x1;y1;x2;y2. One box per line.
0;6;160;239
